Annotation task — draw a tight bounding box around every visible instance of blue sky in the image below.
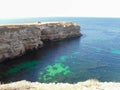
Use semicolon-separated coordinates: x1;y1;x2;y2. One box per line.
0;0;120;19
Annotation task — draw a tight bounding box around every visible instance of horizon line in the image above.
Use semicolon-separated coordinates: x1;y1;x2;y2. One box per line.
0;16;120;20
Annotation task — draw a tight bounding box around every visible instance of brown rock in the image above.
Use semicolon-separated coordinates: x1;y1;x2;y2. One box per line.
0;22;81;62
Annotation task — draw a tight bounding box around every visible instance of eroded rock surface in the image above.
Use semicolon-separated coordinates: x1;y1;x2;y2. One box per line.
1;79;120;90
0;22;81;62
40;22;81;41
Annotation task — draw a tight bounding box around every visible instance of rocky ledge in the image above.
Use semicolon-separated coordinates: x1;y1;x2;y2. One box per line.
1;79;120;90
0;22;81;62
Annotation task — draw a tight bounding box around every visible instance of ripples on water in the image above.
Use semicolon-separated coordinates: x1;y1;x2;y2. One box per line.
0;17;120;83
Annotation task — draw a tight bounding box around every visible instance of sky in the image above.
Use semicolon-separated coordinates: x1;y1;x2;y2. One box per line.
0;0;120;19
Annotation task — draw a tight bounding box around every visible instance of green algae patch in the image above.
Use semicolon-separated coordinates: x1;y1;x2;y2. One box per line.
8;60;39;74
55;52;79;63
73;52;80;55
95;48;102;53
60;56;68;62
110;48;120;54
46;63;70;76
38;63;71;82
55;55;68;63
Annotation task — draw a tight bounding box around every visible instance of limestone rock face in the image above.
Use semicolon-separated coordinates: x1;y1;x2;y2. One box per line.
0;22;81;62
40;22;81;41
0;25;43;62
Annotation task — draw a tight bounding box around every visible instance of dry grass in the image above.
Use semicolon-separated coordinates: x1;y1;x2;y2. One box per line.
1;79;120;90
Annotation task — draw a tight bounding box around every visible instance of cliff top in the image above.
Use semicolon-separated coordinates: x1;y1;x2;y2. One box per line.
0;22;78;27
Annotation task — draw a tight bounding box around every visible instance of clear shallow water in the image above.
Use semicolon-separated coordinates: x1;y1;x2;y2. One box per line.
0;17;120;83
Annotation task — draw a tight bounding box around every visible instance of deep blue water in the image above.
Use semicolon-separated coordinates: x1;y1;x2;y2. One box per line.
0;17;120;83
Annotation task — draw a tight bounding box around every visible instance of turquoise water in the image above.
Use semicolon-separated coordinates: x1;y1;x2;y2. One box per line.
0;17;120;83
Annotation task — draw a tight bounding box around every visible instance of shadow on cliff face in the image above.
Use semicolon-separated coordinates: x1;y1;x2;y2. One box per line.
0;37;82;83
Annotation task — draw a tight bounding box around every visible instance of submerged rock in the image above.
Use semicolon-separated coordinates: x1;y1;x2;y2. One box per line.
0;22;81;62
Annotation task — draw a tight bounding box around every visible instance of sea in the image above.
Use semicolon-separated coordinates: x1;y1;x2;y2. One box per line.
0;17;120;83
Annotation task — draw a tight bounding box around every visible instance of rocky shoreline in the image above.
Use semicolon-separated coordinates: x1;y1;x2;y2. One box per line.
1;79;120;90
0;22;81;62
1;22;120;90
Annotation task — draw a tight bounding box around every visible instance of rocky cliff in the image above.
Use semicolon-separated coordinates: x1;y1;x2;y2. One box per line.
40;22;81;41
0;22;81;62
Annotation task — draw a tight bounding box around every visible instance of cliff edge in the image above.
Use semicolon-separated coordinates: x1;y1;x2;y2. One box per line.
0;22;81;62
